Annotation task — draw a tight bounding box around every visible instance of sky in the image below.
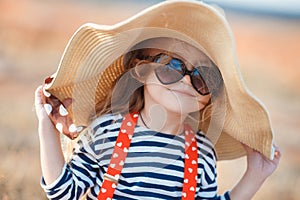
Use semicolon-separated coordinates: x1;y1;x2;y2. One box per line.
204;0;300;17
104;0;300;18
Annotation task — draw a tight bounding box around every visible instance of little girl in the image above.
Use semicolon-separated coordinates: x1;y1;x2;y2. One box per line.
35;1;280;200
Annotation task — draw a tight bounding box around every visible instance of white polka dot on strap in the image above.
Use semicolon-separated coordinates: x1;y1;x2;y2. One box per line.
116;142;122;147
110;163;116;168
56;123;63;133
44;104;52;115
59;104;68;116
43;88;51;97
121;129;126;133
69;124;77;133
76;126;84;132
113;153;118;158
119;160;124;166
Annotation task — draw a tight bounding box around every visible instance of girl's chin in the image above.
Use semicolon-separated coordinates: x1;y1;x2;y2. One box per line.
163;102;203;115
169;95;204;110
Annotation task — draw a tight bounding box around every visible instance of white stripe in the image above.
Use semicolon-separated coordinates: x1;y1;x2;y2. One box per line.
124;156;182;167
41;113;229;199
129;145;183;155
115;189;168;200
116;176;182;198
123;165;183;177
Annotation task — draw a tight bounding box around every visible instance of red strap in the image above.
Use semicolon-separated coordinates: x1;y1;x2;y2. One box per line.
97;113;138;200
182;124;198;199
41;76;85;139
98;113;198;200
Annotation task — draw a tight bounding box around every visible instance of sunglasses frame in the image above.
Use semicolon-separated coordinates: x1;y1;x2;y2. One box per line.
152;53;210;96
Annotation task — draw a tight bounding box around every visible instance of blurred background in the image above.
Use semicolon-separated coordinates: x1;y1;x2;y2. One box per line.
0;0;299;199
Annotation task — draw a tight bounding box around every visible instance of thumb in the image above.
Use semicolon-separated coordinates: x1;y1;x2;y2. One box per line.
34;85;49;119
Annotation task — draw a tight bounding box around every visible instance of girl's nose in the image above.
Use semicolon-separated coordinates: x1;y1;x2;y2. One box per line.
181;74;193;86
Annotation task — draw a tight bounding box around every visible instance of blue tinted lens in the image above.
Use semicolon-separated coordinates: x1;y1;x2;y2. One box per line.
191;68;209;95
169;58;183;71
153;54;210;95
154;55;184;84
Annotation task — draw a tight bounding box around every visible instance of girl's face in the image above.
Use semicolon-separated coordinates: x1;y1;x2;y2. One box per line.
140;38;214;115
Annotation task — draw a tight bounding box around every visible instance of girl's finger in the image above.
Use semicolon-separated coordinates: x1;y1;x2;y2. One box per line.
273;145;281;158
34;85;44;110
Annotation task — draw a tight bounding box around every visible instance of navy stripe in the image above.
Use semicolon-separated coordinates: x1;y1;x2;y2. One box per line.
199;148;214;159
115;189;181;200
53;184;72;200
68;164;92;190
122;171;183;183
224;191;231;200
93;118;115;132
41;113;230;199
201;185;218;192
73;152;95;166
113;193;140;200
118;179;182;192
89;189;98;200
133;130;185;143
124;161;183;171
204;171;215;185
196;136;213;150
94;135;118;146
127;151;183;160
46;168;71;196
130;140;183;149
115;117;123;123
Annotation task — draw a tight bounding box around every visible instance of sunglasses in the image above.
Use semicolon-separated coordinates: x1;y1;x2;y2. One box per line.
149;53;216;96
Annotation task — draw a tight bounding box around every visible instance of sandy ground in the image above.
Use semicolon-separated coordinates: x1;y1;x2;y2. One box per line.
0;0;299;199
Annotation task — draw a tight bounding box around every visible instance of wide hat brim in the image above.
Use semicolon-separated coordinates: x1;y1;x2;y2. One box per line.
45;0;275;160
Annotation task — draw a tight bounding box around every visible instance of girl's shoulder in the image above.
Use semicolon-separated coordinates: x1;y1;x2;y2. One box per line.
196;131;214;147
89;113;123;133
196;131;217;162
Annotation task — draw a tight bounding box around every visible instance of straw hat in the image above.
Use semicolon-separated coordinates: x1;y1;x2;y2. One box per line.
43;0;275;160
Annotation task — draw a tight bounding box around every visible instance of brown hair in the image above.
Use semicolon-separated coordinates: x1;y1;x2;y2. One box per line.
94;50;150;117
65;47;224;162
94;47;224;121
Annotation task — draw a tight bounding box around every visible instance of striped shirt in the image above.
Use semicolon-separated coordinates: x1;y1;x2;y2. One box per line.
41;114;230;200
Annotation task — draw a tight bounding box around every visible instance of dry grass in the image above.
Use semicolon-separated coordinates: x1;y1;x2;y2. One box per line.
0;0;299;199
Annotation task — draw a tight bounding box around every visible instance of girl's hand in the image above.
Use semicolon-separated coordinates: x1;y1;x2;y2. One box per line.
35;85;59;137
229;144;281;200
35;85;80;139
35;85;53;122
244;144;281;181
35;86;65;185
